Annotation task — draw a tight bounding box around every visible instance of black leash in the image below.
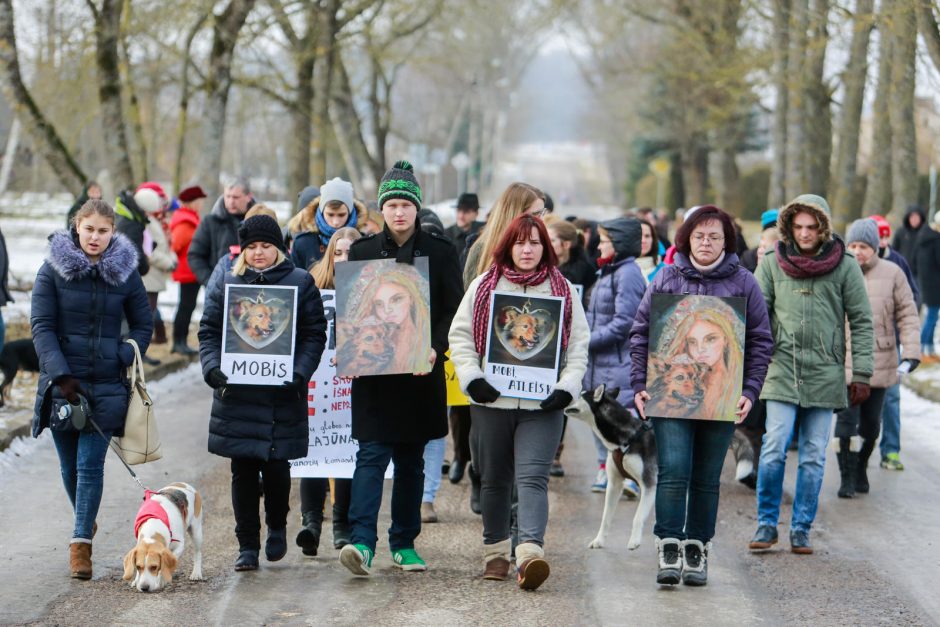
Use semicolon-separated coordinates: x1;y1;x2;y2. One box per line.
85;415;151;492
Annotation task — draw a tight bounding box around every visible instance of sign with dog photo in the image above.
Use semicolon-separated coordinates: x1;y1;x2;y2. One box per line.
483;292;565;401
646;294;746;421
290;290;393;479
220;284;298;385
334;258;432;377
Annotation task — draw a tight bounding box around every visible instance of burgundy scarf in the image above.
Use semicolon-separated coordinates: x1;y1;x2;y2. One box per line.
472;264;573;355
775;237;845;279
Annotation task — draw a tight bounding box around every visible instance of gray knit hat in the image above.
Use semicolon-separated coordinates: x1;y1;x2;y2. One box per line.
846;218;879;251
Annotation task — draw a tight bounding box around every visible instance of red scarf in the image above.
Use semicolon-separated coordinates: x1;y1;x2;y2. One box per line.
472;263;573;355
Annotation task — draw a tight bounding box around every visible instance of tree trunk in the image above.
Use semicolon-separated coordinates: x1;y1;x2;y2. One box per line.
680;140;709;206
0;115;20;194
768;0;790;208
831;0;874;229
0;0;86;191
91;0;135;189
784;0;809;200
888;0;918;219
916;0;940;74
119;2;148;182
197;0;256;197
288;52;315;197
173;13;208;192
863;11;893;214
804;0;831;198
330;54;379;197
467;94;481;193
310;0;338;187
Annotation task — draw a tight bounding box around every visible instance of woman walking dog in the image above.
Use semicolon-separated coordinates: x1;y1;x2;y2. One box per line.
31;199;153;579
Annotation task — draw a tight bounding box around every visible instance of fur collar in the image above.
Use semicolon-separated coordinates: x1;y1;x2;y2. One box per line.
46;231;139;285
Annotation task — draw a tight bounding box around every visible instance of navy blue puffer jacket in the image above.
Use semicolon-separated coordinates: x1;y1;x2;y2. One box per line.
31;231;153;436
198;257;327;461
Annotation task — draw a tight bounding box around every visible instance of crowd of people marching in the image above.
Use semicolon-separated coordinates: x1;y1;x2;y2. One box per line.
24;159;936;591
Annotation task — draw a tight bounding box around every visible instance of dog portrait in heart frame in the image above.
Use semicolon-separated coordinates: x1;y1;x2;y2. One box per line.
646;294;746;421
224;285;296;356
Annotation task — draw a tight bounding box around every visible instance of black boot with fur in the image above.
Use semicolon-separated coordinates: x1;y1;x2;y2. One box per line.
856;438;875;494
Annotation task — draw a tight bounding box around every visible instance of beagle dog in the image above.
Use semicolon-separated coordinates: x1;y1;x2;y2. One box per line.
122;482;205;592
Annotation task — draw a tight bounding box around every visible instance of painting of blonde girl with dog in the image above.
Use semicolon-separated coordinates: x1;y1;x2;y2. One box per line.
646;294;746;421
335;257;432;376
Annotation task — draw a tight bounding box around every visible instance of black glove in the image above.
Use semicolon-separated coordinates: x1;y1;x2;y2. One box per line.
206;367;228;389
56;375;83;404
467;378;500;404
284;374;309;399
540;389;573;411
848;382;870;407
900;358;920;374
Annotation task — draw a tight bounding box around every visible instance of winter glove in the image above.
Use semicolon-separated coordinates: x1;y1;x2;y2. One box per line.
848;382;871;407
56;375;83;404
206;367;229;389
540;389;573;411
284;374;309;399
467;378;501;404
899;359;920;374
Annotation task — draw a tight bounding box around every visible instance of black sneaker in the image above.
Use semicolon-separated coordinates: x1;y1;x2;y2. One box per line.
656;537;682;585
748;525;778;551
681;540;709;586
789;529;813;554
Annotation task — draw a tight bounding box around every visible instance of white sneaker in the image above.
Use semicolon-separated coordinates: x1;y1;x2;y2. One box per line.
591;467;607;492
622;479;639;498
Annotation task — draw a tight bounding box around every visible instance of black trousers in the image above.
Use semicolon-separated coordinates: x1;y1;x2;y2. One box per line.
299;477;352;524
835;387;887;440
449;405;472;463
231;457;291;550
173;282;200;344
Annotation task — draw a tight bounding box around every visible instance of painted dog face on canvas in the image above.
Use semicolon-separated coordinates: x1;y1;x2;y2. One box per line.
337;317;395;373
646;354;709;418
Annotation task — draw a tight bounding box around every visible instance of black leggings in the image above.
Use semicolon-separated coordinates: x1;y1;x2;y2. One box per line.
231;458;291;550
299;477;352;524
173;282;200;343
449;405;472;463
835;387;887;441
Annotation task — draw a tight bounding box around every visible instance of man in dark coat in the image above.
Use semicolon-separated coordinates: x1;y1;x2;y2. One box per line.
444;193;484;263
892;204;926;272
188;178;255;286
912;212;940;362
339;160;463;576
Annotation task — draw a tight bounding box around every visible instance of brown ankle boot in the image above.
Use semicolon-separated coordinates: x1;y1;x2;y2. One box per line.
70;542;92;579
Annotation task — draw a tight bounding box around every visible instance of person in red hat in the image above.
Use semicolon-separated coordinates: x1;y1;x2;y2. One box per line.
169;185;207;355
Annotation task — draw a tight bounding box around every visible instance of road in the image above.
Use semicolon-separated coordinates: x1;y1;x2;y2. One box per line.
0;364;936;626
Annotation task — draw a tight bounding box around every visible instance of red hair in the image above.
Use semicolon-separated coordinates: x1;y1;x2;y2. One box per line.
675;205;737;256
491;214;558;270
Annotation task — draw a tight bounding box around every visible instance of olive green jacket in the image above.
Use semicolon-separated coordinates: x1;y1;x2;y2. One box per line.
756;249;873;410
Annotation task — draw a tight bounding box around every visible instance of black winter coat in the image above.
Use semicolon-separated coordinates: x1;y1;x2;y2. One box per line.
188;195;255;286
912;226;940;307
290;231;325;272
347;227;463;442
31;232;152;436
444;221;483;262
893;206;927;269
559;248;597;292
198;258;327;461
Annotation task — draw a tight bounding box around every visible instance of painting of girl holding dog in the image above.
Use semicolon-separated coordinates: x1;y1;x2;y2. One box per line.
630;205;773;588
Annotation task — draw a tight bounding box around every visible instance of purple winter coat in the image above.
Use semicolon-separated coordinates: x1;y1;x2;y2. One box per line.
629;252;774;405
583;257;648;406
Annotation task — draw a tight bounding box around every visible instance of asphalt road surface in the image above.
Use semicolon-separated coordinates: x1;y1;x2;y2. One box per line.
1;364;936;626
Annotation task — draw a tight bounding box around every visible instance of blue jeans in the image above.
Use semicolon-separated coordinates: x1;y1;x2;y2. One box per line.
921;305;939;350
51;429;112;541
757;401;832;532
422;437;446;503
348;440;425;553
652;417;735;542
880;383;901;457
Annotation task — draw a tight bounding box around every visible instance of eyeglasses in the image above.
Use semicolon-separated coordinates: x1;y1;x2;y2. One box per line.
691;234;725;244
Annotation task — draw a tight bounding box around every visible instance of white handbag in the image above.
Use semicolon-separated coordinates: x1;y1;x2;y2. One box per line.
113;339;162;465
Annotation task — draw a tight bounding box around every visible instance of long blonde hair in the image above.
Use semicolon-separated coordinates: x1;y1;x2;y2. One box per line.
310;227;361;289
473;182;544;277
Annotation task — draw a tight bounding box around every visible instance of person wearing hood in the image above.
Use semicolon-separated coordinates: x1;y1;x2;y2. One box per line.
583;218;647;495
750;194;873;556
287;178;366;271
630;205;773;586
833;219;920;498
911;211;940;362
198;214;327;572
65;181;103;228
133;185;178;352
187;178;255;286
31;199;152;580
892;204;927;270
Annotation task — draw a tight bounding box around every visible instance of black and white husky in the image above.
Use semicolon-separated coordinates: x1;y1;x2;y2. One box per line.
565;384;757;550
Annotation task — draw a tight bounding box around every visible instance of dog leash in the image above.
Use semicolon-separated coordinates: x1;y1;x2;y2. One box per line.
85;415;152;493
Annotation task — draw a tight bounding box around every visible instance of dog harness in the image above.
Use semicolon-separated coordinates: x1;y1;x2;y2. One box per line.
134;489;187;544
611;423;653;479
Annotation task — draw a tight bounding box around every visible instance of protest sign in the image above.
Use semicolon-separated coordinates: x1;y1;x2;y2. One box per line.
220;284;297;385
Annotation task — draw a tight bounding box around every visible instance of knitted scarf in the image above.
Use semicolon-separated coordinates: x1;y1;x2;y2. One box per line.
472;263;573;356
315;203;358;247
775;236;845;279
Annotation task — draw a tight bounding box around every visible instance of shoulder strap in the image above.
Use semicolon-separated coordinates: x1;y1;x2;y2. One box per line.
125;339;147;388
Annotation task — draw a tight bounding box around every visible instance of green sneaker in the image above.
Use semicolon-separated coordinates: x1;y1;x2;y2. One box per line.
339;543;373;576
880;453;905;471
392;548;427;571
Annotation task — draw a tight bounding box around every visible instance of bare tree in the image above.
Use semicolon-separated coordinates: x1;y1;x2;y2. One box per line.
768;0;790;208
804;0;831;197
888;0;918;218
173;9;210;191
784;0;809;199
0;0;87;191
916;0;940;73
863;11;893;214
